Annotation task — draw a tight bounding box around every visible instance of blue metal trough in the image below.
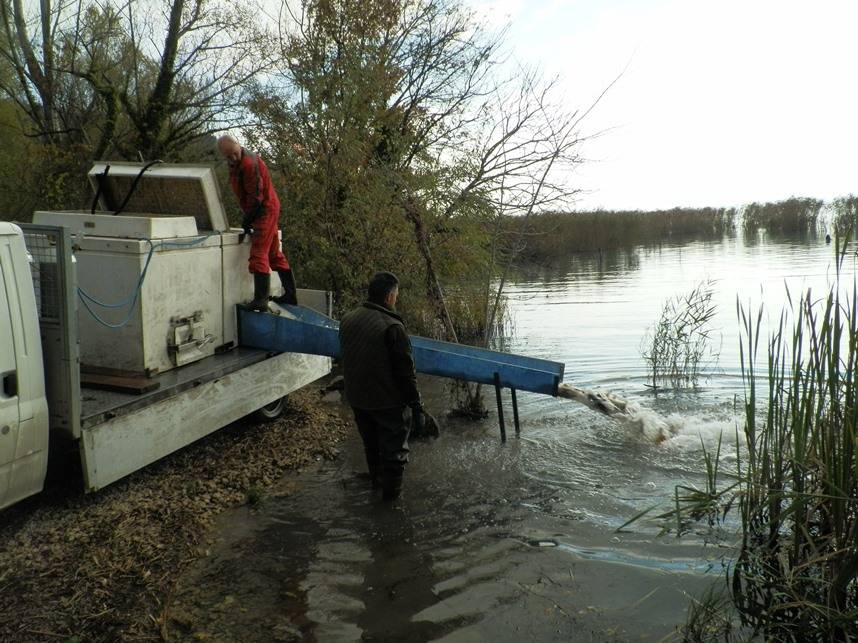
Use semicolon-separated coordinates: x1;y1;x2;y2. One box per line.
238;305;564;396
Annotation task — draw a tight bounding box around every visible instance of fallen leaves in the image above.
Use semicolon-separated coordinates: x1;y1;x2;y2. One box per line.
0;388;349;642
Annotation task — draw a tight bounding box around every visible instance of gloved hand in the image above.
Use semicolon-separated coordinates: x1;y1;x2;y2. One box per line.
241;212;254;238
241;203;264;237
410;402;426;434
421;409;440;438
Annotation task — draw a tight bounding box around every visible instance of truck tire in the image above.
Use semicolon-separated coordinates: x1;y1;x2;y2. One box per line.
255;395;288;421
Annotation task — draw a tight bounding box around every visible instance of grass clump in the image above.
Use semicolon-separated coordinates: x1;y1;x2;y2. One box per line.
727;249;858;639
640;279;719;390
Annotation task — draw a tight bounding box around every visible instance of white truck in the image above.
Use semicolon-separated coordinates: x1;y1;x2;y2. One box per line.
0;162;331;511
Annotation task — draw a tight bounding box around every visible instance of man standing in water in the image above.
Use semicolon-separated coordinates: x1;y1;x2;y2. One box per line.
217;135;297;310
339;272;424;501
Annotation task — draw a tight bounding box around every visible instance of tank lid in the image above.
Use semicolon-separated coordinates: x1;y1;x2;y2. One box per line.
88;162;230;232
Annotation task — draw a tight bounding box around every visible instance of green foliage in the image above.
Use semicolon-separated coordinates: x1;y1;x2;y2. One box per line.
640;279;720;390
0;102;91;220
831;194;858;237
249;0;504;336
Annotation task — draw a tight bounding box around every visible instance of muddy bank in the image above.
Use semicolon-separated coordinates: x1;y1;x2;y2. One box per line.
0;387;348;642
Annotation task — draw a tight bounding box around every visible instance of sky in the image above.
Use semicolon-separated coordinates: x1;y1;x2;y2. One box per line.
471;0;858;211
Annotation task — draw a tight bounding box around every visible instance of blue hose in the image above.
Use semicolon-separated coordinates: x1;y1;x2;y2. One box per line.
77;234;210;329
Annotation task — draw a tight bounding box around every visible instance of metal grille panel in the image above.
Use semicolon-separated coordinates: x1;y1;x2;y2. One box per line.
20;224;81;438
22;228;62;321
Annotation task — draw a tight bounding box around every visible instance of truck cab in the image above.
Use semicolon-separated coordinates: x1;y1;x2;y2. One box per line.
0;222;49;508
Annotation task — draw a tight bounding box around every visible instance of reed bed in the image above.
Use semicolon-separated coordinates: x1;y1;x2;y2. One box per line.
728;247;858;639
515;207;736;260
741;197;824;234
625;238;858;640
832;195;858;237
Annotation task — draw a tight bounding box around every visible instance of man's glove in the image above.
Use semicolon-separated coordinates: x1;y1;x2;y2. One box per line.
421;409;440;438
241;212;255;238
410;402;426;434
241;203;264;237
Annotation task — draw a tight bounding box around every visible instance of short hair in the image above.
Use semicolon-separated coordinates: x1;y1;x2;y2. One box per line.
367;271;399;304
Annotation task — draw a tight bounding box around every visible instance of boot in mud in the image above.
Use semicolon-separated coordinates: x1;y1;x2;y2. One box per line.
272;269;298;305
369;464;382;489
248;272;270;312
381;470;403;502
356;463;382;489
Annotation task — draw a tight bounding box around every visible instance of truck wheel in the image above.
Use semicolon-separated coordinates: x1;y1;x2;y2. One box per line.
255;395;288;421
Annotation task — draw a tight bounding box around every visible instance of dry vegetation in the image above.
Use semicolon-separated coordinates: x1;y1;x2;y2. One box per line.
516;207;737;261
0;388;349;642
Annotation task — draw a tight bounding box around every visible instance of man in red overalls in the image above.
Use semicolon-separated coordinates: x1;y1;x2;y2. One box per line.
217;135;297;310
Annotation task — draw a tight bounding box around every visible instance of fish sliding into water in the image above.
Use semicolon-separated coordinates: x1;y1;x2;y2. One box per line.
556;383;675;443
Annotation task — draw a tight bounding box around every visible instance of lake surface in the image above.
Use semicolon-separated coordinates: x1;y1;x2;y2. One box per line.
186;231;853;642
501;231;851;534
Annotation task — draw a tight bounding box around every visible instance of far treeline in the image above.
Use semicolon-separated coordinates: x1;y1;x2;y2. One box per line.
518;195;858;261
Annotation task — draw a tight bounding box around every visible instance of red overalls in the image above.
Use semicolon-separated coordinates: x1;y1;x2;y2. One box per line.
228;148;291;274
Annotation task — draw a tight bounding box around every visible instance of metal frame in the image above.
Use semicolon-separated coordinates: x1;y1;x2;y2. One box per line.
20;224;81;439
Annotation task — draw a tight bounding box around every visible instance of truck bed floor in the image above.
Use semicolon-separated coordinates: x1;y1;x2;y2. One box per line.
80;347;272;429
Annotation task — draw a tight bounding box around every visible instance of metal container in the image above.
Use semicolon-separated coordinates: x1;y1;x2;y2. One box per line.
32;162;256;377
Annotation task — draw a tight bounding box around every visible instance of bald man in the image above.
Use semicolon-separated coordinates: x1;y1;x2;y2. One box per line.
217;135;297;310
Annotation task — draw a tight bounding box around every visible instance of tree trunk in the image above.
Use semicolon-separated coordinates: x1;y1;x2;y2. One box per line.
137;0;185;157
402;193;458;344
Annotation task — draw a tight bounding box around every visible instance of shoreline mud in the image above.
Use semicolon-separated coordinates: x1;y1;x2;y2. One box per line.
0;385;348;642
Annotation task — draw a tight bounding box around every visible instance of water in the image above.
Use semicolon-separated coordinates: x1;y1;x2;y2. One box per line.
502;232;853;532
176;232;854;641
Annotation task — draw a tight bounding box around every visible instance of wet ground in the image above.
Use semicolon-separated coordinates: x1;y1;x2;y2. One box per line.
169;390;718;643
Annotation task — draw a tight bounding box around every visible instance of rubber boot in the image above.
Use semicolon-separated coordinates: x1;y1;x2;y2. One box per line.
381;469;403;502
272;269;298;305
368;463;382;489
248;272;270;311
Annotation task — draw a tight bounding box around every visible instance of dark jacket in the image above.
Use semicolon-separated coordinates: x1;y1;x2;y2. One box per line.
339;302;420;410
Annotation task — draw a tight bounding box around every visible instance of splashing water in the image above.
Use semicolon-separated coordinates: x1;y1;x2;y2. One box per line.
556;383;676;443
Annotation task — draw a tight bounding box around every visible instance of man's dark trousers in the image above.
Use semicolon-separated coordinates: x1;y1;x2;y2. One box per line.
352;407;410;500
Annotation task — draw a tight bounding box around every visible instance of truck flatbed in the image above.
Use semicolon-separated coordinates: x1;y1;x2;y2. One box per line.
81;347;274;429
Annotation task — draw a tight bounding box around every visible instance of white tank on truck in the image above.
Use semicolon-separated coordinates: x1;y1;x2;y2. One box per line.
0;162;331;511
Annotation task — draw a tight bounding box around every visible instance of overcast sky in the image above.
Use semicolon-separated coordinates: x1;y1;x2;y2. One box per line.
471;0;858;211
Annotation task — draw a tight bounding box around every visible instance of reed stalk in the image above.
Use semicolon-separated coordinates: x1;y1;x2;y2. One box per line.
640;279;719;390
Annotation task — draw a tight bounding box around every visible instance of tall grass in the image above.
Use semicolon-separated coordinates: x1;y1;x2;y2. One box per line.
626;238;858;639
515;207;736;261
728;242;858;638
640;279;719;390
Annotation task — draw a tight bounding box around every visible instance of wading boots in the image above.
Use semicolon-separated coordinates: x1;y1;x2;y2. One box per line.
272;269;298;306
248;272;270;312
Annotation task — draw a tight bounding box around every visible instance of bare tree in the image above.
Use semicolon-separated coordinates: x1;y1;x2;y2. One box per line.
118;0;272;158
0;0;272;159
